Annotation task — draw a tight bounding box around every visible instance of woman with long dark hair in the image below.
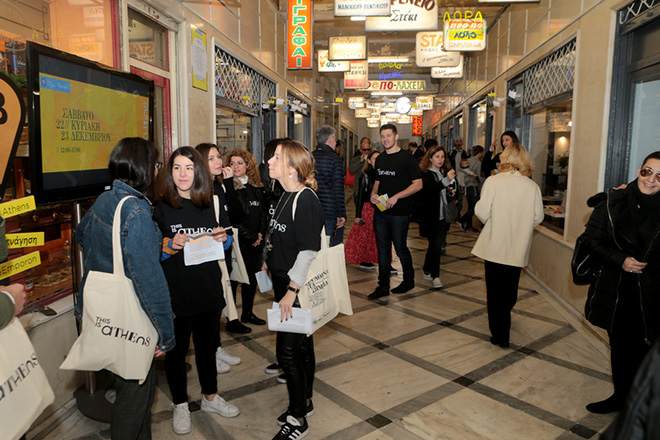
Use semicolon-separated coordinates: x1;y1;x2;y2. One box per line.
482;130;520;177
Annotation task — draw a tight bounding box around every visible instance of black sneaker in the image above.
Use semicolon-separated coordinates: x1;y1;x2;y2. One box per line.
367;286;389;300
272;415;309;440
277;373;287;384
265;363;282;374
392;282;414;294
277;401;314;426
226;319;252;334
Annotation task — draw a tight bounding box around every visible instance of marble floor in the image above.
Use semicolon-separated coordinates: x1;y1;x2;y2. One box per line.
31;203;618;440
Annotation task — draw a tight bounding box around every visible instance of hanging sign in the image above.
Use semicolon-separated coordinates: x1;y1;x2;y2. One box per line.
416;96;434;110
348;97;364;105
355;108;371;118
415;32;461;67
409;108;423;116
334;0;391;17
362;80;426;91
329;36;367;60
478;0;539;3
443;19;487;52
398;115;412;124
366;1;438;31
288;0;313;69
367;118;380;128
413;115;423;135
318;50;350;72
344;60;369;89
431;55;464;78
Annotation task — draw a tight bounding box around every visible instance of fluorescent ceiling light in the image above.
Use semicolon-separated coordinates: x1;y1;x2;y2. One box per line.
371;91;403;96
368;57;409;64
350;16;366;21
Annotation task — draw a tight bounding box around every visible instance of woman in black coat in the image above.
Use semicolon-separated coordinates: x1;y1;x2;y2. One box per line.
582;151;660;414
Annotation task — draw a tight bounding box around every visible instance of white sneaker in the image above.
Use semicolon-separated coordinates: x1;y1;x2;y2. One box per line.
216;358;231;374
216;347;241;366
172;402;192;435
423;272;432;280
201;394;240;418
432;277;443;289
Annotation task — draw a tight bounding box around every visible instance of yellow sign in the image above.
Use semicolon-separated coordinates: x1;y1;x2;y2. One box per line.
6;232;45;249
191;27;208;91
0;71;25;200
0;251;41;280
0;196;36;218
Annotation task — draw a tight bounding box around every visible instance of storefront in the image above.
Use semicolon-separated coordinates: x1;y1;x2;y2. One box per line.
468;94;493;151
286;92;311;148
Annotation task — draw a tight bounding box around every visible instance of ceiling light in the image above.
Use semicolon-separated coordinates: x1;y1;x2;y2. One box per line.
367;57;410;64
371;91;403;96
350;16;366;21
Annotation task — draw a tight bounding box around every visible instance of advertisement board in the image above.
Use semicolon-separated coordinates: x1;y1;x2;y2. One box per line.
443;19;487;52
362;80;426;91
329;36;367;60
416;32;461;67
366;1;438;31
334;0;390;17
318;49;350;72
288;0;313;69
431;55;464;78
344;60;368;89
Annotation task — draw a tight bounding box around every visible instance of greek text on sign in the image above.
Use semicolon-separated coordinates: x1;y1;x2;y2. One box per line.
431;55;464;78
344;61;369;89
355;108;371;118
334;0;390;17
367;118;380;128
416;96;433;110
329;36;367;60
6;232;45;249
0;251;41;280
443;19;487;52
288;0;312;69
0;196;36;219
416;31;461;67
318;50;350;72
365;0;438;31
362;80;426;91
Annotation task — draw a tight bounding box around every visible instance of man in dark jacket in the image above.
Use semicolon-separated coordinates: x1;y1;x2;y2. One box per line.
312;125;346;247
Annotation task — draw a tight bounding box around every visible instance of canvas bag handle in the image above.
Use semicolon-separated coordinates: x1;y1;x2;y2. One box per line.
111;196;135;277
291;187;328;250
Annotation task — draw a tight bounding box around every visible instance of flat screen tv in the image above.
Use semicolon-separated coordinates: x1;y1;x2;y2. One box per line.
27;42;154;204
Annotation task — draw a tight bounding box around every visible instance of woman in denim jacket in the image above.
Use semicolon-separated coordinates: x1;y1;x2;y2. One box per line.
75;137;175;440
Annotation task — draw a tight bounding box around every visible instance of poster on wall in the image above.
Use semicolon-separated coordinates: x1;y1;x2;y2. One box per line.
191;27;208;91
318;50;350;72
416;32;461;67
329;36;367;60
334;0;390;17
288;0;312;69
366;2;438;31
431;56;464;78
443;19;487;52
344;60;368;89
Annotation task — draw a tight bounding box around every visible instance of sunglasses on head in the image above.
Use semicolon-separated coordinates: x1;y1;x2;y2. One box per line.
640;166;660;182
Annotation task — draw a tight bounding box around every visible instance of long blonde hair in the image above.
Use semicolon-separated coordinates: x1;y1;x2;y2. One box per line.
277;139;318;191
498;144;535;177
225;148;262;187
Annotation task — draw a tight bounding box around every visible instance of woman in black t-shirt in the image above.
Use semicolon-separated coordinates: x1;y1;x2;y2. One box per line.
153;147;240;435
264;140;323;440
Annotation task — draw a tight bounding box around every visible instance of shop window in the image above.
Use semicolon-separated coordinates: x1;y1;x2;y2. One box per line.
469;97;493;150
216;106;251;151
128;8;169;71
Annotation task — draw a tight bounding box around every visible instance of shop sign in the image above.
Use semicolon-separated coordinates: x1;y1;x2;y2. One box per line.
6;232;45;249
329;36;367;60
415;32;461;67
431;55;464;78
348;97;364;105
355;108;371;118
416;96;433;109
409;108;423;116
191;27;208;91
288;0;312;69
129;41;155;63
83;6;104;28
318;50;350;72
413;115;423;135
478;0;539;3
362;80;426;91
367;118;380;128
0;251;41;280
381;102;396;112
334;0;391;17
398;115;412;124
443;19;487;52
344;60;369;89
366;1;438;31
69;34;101;61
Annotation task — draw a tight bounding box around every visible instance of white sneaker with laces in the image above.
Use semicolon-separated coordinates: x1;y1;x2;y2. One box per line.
216;347;241;366
201;394;240;418
172;402;192;435
432;277;443;289
423;272;432;280
216;358;231;374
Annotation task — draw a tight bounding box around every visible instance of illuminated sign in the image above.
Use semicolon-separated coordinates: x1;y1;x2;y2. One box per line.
348;97;364;104
344;60;369;89
443;19;487;52
431;55;464;78
355;108;371;118
362;80;426;91
329;36;367;60
288;0;312;69
409;108;423;116
413;115;423;135
367;118;380;128
318;50;350;72
415;32;461;67
334;0;390;17
398;115;412;124
366;1;438;31
478;0;539;3
416;96;434;110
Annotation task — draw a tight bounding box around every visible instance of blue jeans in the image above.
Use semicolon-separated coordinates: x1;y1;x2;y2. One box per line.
325;218;344;247
374;213;414;289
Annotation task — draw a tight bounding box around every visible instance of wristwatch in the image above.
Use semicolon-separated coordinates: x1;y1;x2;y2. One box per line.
287;285;300;294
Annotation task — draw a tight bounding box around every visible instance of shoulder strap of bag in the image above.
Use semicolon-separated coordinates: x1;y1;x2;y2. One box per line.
213;194;220;223
291;187;328;250
112;196;136;276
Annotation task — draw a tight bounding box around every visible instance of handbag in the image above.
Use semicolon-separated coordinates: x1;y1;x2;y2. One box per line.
0;319;55;440
61;196;158;381
572;233;598;285
213;196;239;321
443;201;459;223
229;230;250;285
344;166;355;187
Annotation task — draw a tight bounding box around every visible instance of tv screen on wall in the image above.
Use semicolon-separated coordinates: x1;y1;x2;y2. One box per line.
27;41;154;204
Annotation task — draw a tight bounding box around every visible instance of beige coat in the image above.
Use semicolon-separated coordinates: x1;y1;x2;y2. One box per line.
471;171;544;267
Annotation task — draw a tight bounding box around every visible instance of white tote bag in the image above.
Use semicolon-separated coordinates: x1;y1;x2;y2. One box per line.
0;319;55;440
229;231;250;285
213;196;239;321
60;197;158;381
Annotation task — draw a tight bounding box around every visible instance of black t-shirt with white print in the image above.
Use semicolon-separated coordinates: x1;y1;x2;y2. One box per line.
266;188;323;291
153;199;225;317
374;149;422;216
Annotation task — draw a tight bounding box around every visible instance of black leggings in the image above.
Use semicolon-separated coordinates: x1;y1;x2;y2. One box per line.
273;274;315;418
231;246;263;316
484;260;522;344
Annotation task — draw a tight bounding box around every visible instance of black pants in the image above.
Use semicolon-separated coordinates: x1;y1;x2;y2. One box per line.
273;274;315;418
423;221;449;278
374;213;414;289
166;310;221;404
231;246;262;317
484;260;522;344
111;362;157;440
459;186;480;229
608;316;652;404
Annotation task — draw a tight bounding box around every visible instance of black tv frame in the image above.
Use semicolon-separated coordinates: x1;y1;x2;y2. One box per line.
27;41;154;205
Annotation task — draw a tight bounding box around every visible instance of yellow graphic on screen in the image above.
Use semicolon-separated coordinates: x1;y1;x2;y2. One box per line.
39;73;150;173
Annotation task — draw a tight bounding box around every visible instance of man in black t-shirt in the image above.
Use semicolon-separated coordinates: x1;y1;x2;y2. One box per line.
368;124;423;299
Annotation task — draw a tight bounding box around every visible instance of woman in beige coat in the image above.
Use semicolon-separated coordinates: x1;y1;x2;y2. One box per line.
472;145;543;347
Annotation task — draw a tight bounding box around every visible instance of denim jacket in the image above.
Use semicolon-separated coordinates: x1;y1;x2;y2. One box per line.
75;180;175;351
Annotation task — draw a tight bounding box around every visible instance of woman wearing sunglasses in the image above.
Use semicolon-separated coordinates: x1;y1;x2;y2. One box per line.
582;151;660;414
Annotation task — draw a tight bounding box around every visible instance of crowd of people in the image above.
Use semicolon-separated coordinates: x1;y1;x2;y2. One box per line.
5;124;660;440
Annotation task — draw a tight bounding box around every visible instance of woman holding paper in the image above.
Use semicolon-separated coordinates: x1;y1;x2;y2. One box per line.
223;148;268;326
264;139;324;440
153;147;240;435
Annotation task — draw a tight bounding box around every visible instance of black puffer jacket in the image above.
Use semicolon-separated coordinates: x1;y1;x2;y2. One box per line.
312;143;346;221
583;183;660;343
